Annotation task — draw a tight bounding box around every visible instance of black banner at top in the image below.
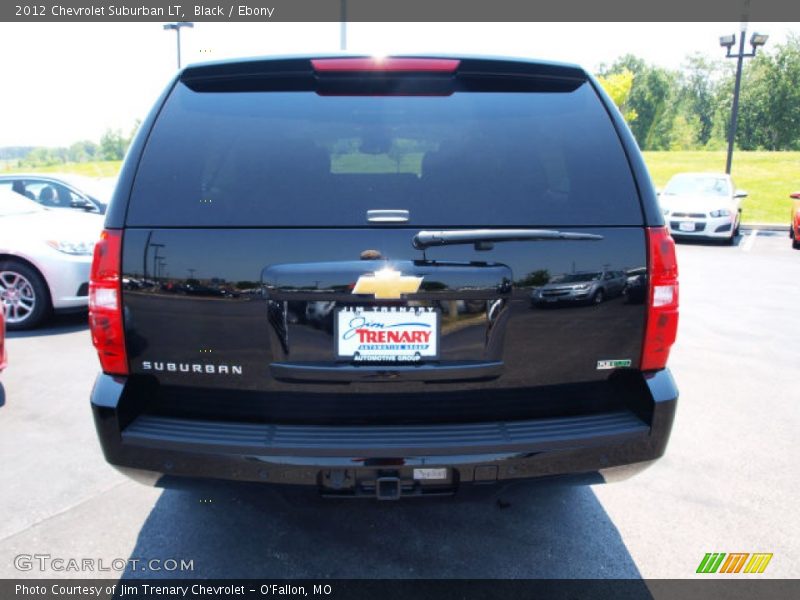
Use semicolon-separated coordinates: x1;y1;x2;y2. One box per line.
2;0;800;23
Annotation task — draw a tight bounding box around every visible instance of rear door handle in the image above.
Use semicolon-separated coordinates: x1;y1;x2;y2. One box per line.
367;209;409;223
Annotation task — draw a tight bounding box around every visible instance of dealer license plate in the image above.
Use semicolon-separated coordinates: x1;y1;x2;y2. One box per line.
679;221;696;232
336;306;439;362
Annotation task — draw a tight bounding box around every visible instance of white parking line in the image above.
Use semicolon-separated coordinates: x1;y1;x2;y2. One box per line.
741;229;759;252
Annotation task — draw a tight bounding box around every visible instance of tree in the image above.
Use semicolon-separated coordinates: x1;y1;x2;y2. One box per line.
736;35;800;150
600;55;674;150
67;140;98;163
5;119;146;168
99;129;127;161
705;70;736;150
668;114;702;150
677;54;725;146
22;147;64;167
597;69;638;124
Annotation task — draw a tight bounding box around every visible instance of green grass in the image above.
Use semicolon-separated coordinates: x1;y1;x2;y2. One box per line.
643;151;800;224
4;152;796;223
0;161;122;178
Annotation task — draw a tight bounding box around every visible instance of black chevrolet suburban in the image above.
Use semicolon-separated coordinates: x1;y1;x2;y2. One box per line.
89;55;679;499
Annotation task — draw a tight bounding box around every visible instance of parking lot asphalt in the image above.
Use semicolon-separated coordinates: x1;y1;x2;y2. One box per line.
0;230;797;580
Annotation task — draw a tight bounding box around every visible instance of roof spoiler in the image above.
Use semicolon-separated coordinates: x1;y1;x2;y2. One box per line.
180;55;588;93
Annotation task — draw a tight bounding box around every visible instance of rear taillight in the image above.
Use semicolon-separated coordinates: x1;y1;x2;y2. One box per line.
641;227;679;371
89;229;128;375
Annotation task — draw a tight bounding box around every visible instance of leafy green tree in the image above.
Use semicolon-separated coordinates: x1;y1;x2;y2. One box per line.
737;35;800;150
668;114;702;150
67;140;98;163
705;71;736;150
600;55;674;150
99;129;127;160
597;69;638;123
7;119;149;168
23;147;64;167
677;54;725;146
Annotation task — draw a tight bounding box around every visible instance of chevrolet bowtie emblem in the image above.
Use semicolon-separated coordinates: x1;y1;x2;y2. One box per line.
352;268;423;300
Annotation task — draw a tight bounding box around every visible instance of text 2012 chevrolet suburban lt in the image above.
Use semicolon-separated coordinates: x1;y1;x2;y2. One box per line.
89;56;679;499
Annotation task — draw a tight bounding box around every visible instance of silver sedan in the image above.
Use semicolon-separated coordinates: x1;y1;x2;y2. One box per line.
0;189;102;329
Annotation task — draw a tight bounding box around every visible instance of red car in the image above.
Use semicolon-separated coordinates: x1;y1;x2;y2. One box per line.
0;309;6;373
791;192;800;250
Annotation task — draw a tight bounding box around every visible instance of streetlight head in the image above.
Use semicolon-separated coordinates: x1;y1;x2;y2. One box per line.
750;33;769;47
163;21;193;30
719;34;736;48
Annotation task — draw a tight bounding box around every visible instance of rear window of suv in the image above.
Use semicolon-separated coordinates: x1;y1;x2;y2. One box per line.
126;80;642;227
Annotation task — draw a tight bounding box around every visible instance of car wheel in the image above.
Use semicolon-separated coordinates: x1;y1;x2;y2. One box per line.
0;261;51;330
592;289;605;304
734;215;741;236
725;229;736;245
793;239;800;250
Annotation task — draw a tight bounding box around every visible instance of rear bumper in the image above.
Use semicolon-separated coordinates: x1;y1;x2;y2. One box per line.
91;370;678;495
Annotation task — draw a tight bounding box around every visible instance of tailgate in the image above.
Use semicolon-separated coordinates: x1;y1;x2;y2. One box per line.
121;226;646;422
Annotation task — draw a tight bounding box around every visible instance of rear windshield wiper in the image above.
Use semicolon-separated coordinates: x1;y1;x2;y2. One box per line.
412;229;603;251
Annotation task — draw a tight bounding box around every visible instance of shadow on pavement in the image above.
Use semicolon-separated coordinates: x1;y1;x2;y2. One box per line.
749;230;783;238
122;478;642;579
673;233;742;247
6;311;88;339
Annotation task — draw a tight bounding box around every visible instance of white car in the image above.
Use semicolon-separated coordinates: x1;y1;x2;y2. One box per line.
0;189;103;329
659;172;745;244
0;173;112;214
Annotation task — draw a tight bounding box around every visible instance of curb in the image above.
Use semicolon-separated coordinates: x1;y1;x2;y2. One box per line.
740;223;789;232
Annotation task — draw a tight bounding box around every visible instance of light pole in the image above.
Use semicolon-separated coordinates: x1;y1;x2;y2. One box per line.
143;240;164;283
163;22;194;69
340;0;347;50
720;27;768;174
151;245;165;283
